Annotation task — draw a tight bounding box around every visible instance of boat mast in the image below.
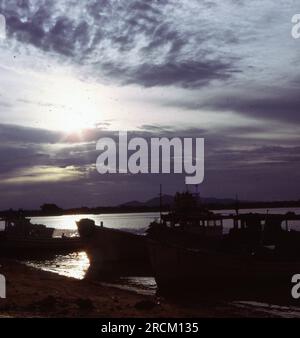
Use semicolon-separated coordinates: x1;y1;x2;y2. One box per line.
235;194;240;216
159;184;162;223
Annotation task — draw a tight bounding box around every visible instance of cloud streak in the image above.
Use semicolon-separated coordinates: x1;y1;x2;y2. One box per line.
0;0;240;88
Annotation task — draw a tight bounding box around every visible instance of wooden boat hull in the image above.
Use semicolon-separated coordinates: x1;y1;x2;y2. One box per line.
83;227;152;277
148;239;299;301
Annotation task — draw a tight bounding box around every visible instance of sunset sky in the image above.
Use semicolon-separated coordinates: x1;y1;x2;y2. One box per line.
0;0;300;209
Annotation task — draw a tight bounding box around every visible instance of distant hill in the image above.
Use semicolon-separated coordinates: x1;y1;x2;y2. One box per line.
199;197;237;205
119;195;237;208
119;200;145;208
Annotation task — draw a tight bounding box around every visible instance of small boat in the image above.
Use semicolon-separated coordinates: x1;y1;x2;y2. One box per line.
77;219;152;277
0;216;84;257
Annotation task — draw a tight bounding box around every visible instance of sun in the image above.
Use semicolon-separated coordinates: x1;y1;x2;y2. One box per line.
54;89;99;133
39;75;103;133
59;113;94;133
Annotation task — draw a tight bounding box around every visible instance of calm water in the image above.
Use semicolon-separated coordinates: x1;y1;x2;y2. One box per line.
17;208;300;316
31;212;160;234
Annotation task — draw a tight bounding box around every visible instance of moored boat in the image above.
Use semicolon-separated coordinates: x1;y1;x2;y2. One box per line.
147;211;300;302
146;191;300;302
0;216;84;257
77;218;152;277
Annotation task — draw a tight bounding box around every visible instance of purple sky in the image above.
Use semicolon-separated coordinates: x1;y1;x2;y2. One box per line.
0;0;299;209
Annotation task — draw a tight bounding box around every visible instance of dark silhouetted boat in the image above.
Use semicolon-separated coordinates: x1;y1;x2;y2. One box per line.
0;216;84;257
77;218;151;277
147;192;300;302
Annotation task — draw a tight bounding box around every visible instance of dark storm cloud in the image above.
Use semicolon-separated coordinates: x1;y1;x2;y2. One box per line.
1;122;300;208
4;12;88;57
0;124;97;176
0;144;49;174
200;89;300;124
0;122;299;171
207;145;300;169
101;60;234;88
0;123;113;145
0;125;300;179
163;86;300;124
0;123;62;144
0;0;238;87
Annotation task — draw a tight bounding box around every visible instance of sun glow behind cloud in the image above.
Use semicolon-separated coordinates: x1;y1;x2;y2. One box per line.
0;165;84;185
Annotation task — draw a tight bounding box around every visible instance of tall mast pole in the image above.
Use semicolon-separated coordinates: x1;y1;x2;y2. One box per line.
235;194;239;216
159;184;162;223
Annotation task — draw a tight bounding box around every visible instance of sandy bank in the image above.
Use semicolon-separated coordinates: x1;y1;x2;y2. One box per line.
0;259;273;318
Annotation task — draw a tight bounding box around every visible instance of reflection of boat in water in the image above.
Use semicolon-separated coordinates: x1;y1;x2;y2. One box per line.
0;216;84;257
77;219;151;277
147;192;300;301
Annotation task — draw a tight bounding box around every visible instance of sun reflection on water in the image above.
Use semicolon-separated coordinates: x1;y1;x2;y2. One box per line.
24;251;90;280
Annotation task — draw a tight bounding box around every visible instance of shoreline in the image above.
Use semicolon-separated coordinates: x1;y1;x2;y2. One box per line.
0;259;281;318
1;204;300;219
